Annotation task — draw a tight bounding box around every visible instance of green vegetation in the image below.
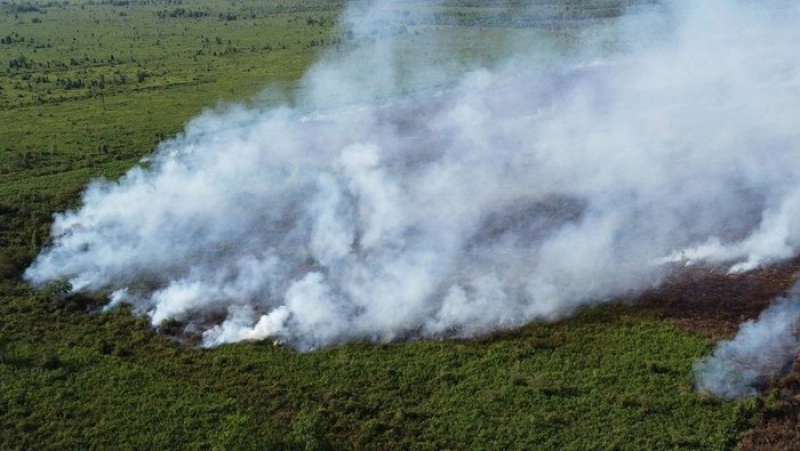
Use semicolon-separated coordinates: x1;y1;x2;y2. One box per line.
0;291;758;449
0;0;766;448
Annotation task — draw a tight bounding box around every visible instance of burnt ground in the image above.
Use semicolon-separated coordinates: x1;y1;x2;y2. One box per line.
635;257;800;450
736;359;800;451
639;258;800;341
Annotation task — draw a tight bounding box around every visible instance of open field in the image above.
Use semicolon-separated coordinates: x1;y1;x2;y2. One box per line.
2;0;800;449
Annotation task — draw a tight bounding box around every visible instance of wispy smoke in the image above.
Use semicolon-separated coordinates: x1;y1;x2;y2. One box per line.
25;0;800;377
694;294;800;399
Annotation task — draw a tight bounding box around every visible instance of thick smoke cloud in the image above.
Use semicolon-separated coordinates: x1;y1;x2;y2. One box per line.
25;0;800;392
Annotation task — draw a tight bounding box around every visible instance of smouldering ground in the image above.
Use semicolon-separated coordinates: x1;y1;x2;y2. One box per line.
641;259;800;341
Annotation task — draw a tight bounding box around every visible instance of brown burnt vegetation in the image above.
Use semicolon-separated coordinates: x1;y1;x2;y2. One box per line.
639;258;800;341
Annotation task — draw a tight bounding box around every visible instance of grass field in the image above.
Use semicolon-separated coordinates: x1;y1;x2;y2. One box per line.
0;0;794;449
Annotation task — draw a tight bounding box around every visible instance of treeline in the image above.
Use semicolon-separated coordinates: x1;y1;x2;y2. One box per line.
1;35;24;46
10;71;139;88
440;0;656;8
152;7;336;23
154;7;207;20
259;0;347;15
7;53;131;71
2;2;43;14
1;33;52;49
431;6;631;28
0;0;71;14
84;0;183;5
95;0;344;12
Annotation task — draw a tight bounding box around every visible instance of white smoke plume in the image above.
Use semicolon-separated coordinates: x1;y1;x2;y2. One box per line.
25;0;800;365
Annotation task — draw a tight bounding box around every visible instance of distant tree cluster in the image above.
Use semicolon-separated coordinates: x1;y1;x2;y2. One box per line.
84;0;169;4
93;0;183;5
57;77;84;90
7;55;31;70
1;35;20;45
155;8;207;19
263;0;346;15
441;0;529;6
4;2;42;14
218;12;239;22
305;16;329;27
1;33;52;49
431;3;626;27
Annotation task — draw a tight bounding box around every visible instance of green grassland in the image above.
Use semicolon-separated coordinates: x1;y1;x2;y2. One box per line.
0;0;770;449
